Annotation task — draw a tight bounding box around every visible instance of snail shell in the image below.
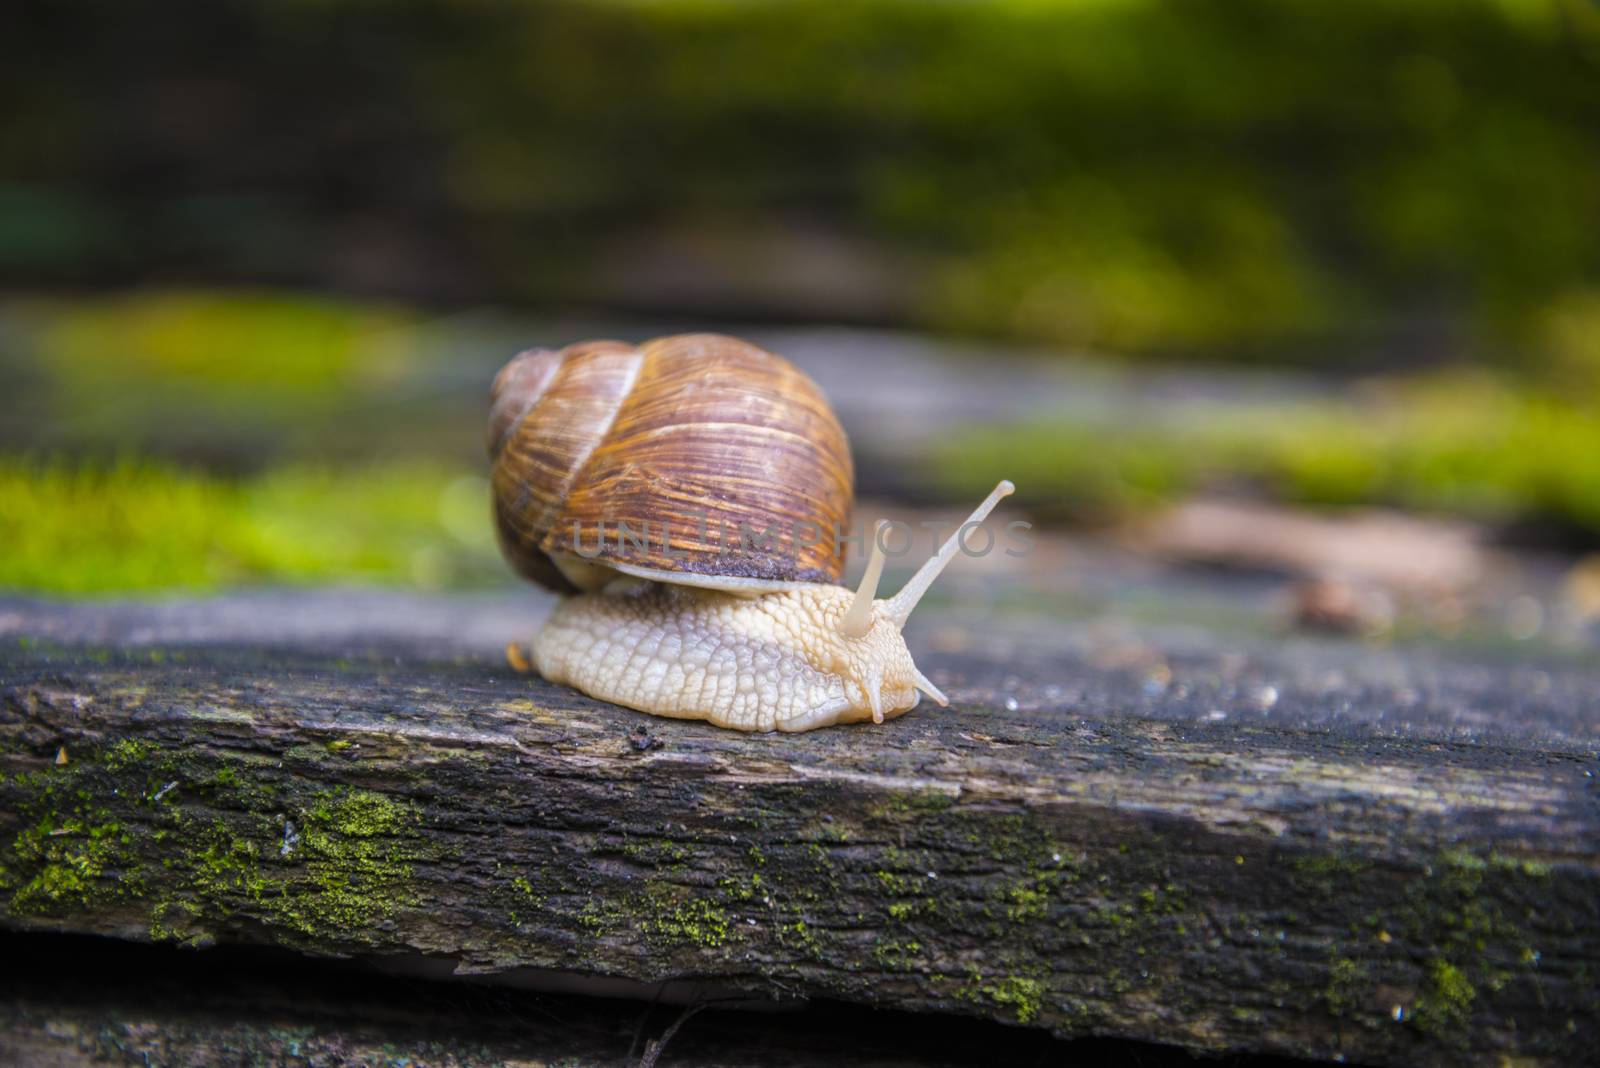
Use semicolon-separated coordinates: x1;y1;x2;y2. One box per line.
489;333;853;595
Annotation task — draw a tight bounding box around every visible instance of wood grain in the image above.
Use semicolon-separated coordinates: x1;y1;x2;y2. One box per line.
0;590;1596;1067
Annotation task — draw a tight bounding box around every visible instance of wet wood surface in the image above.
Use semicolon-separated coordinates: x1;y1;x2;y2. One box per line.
1;589;1596;1067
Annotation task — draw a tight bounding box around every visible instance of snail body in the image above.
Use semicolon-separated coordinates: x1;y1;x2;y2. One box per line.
490;333;1012;732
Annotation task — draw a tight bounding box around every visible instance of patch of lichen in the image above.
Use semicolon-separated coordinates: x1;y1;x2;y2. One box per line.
145;786;427;948
102;739;151;771
1290;853;1369;901
5;810;137;914
620;838;688;868
1324;957;1366;1019
576;895;625;936
0;751;144;916
255;787;423;938
853;798;1219;1025
148;898;207;945
1382;850;1535;1039
0;731;426;946
959;972;1046;1025
641;887;730;949
19;736;430;950
867;788;957;822
848;799;1220;1029
1294;845;1559;1043
494;864;545;928
872;937;924;969
1412;959;1476;1040
558;821;851;964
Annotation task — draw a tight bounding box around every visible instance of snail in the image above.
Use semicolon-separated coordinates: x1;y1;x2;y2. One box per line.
489;333;1014;732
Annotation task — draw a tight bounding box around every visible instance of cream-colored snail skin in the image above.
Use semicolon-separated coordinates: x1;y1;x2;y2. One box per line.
489;332;1014;732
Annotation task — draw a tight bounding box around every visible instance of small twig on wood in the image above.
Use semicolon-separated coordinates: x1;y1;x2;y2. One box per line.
636;999;708;1068
636;994;762;1068
627;981;669;1064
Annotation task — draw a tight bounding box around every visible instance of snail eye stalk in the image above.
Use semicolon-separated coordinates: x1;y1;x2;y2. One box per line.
886;480;1014;629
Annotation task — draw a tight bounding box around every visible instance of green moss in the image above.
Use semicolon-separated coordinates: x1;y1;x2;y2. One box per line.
308;789;411;838
1088;901;1138;935
263;789;419;935
131;786;426;945
1005;875;1050;922
1436;848;1486;873
577;897;618;935
1;748;147;916
875;870;912;895
647;896;730;949
718;870;763;903
101;740;150;771
189;820;268;901
1293;853;1368;878
1403;850;1513;961
149;898;205;945
203;764;278;809
621;838;690;869
1412;959;1476;1039
779;919;820;956
1490;853;1551;878
1324;957;1366;1019
938;373;1600;535
1343;845;1551;1046
500;872;544;926
870;790;958;822
5;813;135;914
0;456;499;595
978;976;1046;1025
873;938;923;969
1135;882;1188;917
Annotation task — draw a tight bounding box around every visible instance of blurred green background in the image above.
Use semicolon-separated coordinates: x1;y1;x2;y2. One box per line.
2;0;1598;598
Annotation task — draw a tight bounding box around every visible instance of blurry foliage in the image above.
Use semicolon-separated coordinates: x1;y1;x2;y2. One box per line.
0;291;488;471
0;283;1595;597
5;0;1600;592
38;290;412;394
939;370;1600;533
3;0;1598;363
0;459;500;594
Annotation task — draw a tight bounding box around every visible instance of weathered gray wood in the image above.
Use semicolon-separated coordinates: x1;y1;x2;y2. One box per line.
2;930;1075;1068
1;590;1597;1067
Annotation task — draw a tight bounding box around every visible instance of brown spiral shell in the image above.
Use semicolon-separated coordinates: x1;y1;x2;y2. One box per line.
489;333;854;594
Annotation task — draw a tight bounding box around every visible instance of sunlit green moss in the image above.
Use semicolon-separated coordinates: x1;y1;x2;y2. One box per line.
0;457;501;594
35;290;415;396
938;370;1600;532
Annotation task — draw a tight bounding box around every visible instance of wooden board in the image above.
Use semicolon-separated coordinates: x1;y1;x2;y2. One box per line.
1;590;1596;1066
